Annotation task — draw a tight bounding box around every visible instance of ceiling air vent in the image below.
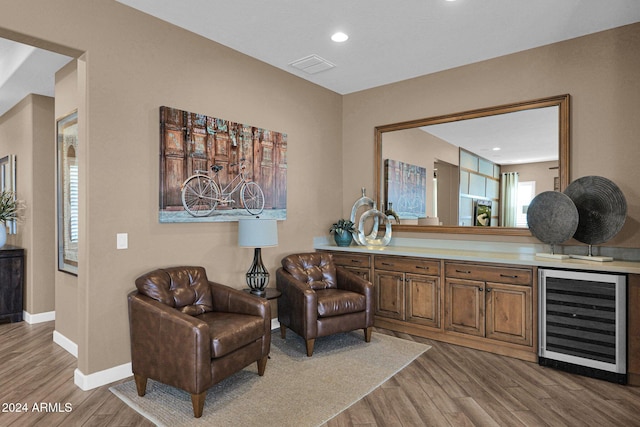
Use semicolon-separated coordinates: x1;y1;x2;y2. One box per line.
289;54;335;75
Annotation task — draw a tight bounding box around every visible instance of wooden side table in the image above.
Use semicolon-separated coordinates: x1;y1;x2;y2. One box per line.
0;246;25;323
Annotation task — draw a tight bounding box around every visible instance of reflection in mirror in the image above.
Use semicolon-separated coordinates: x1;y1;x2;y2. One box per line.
375;94;570;236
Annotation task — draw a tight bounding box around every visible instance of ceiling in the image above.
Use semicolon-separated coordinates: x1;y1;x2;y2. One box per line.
116;0;640;94
420;106;559;165
0;38;72;117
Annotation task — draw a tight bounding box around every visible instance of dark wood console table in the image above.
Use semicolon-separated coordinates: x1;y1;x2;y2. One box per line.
0;246;25;323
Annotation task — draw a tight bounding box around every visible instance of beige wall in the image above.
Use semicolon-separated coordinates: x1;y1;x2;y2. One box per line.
0;0;343;375
54;59;80;343
343;23;640;247
1;1;639;380
0;94;56;315
502;161;558;195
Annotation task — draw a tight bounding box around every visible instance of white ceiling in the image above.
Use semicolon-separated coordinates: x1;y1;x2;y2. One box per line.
421;106;559;165
0;38;72;117
116;0;640;94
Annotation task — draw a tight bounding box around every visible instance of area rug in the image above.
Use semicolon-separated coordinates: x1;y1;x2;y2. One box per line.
110;330;430;427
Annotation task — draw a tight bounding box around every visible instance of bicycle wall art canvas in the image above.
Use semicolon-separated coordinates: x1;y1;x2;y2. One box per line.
159;106;287;223
384;159;427;219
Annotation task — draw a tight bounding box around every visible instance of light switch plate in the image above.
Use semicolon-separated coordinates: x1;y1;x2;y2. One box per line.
116;233;128;249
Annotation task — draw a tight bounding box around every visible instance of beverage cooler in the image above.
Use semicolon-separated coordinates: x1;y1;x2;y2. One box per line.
538;268;627;384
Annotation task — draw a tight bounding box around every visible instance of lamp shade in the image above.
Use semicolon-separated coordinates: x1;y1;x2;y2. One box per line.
238;218;278;247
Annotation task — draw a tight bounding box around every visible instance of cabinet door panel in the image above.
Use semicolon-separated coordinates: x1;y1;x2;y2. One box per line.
374;271;405;320
445;278;484;337
0;250;25;323
407;274;440;328
486;282;532;346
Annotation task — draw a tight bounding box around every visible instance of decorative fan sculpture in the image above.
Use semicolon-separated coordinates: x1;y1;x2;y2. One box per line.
563;175;627;261
527;191;579;259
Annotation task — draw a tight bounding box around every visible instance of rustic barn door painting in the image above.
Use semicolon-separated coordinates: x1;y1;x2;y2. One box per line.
159;106;287;223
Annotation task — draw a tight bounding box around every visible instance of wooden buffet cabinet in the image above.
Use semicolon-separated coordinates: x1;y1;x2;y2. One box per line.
319;243;640;386
324;250;538;362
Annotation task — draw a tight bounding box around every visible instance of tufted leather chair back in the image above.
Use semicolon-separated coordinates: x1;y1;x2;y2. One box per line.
281;252;337;290
135;266;213;315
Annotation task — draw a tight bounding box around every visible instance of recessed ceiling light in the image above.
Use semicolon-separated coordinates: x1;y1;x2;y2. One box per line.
331;32;349;43
492;147;501;151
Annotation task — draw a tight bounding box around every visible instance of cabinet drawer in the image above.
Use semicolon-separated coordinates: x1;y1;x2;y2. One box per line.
375;256;440;275
331;252;371;269
445;263;531;285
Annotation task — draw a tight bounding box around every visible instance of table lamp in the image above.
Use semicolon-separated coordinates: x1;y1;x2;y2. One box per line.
238;217;278;295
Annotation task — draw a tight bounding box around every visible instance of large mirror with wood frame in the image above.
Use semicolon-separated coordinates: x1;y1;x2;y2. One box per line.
374;94;570;236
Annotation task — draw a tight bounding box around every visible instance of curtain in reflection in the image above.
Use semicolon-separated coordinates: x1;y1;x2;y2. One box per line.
500;172;519;227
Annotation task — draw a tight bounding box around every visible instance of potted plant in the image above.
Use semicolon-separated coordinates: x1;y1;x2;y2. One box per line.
330;218;356;247
0;191;20;248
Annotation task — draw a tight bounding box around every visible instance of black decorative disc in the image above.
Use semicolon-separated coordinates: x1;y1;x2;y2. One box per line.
527;191;579;245
563;176;627;245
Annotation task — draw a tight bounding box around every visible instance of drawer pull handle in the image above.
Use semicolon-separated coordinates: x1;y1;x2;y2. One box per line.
416;266;429;270
381;262;394;266
479;287;484;292
456;269;471;274
486;288;492;293
350;260;362;264
500;274;518;278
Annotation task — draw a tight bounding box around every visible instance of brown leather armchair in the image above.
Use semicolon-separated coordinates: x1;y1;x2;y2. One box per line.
276;252;374;356
128;266;270;418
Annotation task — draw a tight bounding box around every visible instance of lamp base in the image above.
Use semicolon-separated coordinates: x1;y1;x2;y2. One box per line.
246;247;269;295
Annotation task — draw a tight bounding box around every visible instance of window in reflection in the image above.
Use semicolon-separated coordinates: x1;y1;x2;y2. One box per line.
516;181;536;227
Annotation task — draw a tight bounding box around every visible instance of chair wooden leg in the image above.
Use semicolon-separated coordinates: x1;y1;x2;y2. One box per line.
191;391;207;418
133;374;147;397
364;326;372;342
257;356;268;376
280;326;286;339
306;338;315;357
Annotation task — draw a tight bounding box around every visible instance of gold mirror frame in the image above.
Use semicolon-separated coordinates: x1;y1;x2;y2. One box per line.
374;94;570;236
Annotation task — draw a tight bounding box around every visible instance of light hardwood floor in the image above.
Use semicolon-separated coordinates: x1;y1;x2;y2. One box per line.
1;321;639;426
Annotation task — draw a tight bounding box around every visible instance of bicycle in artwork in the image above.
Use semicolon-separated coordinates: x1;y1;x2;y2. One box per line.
180;157;265;217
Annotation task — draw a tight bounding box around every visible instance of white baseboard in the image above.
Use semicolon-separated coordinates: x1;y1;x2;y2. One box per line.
54;331;131;390
23;310;55;324
53;330;78;358
74;363;133;391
